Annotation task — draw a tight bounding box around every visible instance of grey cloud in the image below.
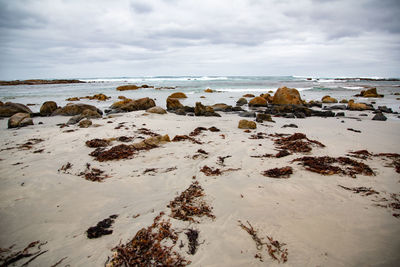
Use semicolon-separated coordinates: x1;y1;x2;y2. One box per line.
130;1;153;14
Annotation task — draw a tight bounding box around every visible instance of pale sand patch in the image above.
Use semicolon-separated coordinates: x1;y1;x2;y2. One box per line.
0;112;399;266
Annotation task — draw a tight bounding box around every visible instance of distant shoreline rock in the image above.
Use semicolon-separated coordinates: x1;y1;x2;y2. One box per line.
0;79;85;86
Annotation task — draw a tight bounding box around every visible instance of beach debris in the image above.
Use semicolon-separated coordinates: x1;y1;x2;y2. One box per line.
347;151;400;173
293;156;374;178
273;133;325;153
18;138;44;150
262;167;293;178
197;149;208;155
347;128;361;133
200;166;222;176
79;163;110;182
189;127;208;136
238;220;288;263
282;124;298;128
137;127;160;137
168;181;215;222
347;150;372;160
251;150;291;159
50;256;68;267
58;162;72;173
86;215;118;239
249;132;268;139
116;136;134;142
107;212;190;267
86;138;111;148
338;185;379;196
217;155;231;166
185;229;200;255
208;126;220;132
172;135;202;144
0;240;48;267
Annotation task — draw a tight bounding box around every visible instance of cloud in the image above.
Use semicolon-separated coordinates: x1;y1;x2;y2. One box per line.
0;0;399;79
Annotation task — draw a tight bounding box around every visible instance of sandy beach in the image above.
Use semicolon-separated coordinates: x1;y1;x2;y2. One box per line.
0;105;399;266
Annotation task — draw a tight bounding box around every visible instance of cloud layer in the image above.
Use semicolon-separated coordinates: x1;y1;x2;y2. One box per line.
0;0;399;79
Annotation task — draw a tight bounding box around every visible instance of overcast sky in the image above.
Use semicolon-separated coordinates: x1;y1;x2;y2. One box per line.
0;0;399;79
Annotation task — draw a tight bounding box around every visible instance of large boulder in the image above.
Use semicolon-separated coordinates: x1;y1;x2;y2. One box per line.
8;113;33;128
147;106;167;114
111;97;155;112
169;92;187;98
357;88;383;98
0;102;32;117
236;98;248;106
260;93;273;103
249;96;267;107
322;95;338;103
194;102;221;117
272;87;302;105
40;101;58;116
52;103;103;116
166;97;184;110
238;119;256;129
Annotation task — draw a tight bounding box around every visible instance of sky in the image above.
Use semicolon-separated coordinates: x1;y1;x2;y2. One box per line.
0;0;399;79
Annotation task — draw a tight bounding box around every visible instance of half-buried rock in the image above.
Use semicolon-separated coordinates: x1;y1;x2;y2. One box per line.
147;106;167;114
238;119;256;129
52;103;103;116
0;102;32;117
8;113;33;128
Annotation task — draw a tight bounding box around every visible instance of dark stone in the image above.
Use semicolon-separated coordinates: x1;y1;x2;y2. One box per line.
378;106;393;113
311;110;335;117
359;113;368;117
294;112;306;118
284;113;295;118
256;113;274;123
232;106;244;112
323;105;346;110
239;111;256;118
372;113;387;121
336;112;345;117
282;124;298;128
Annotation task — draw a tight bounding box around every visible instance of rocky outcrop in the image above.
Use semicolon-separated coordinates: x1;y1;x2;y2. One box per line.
347;100;373;111
356;88;383;98
147;106;167;114
40;101;58;116
67;109;102;125
52;103;103;116
322;95;338;103
169;92;187;98
272;87;302;105
66;97;80;101
0;102;32;117
166;97;184;110
8;113;33;128
194;102;221;117
204;89;215;93
82;93;110;101
211;103;232;112
0;79;84;86
236;98;248;106
116;85;152;91
110;97;155;112
249;97;267;107
238;119;256;129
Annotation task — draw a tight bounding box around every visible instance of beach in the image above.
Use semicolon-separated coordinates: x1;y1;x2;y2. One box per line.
0;78;399;266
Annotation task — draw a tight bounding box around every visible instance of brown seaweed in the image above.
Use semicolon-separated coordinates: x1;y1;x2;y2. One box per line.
0;240;47;267
137;128;160;137
208;126;220;132
185;229;199;255
273;133;325;153
79;164;110;182
172;135;202;144
338;185;379;196
86;138;111;148
91;144;136;161
347;128;361;133
262;167;293;178
217;155;231;166
189;127;208;136
86;215;118;239
58;162;72;173
167;182;215;222
200;166;222;176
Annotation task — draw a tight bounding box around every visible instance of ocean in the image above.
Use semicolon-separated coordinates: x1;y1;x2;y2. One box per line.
1;76;399;113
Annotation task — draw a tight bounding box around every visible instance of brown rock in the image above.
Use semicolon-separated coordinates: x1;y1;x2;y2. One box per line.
348;100;370;111
83;93;110;101
116;85;140;91
340;99;348;103
8;113;33;128
169;92;187;98
359;88;383;98
260;93;273;103
166;97;184;110
236;98;248;106
111;97;155;112
204;88;214;93
0;102;32;117
79;119;92;128
322;95;338;103
147;106;167;114
131;134;170;149
243;94;255;98
256;113;274;123
118;96;128;100
40;101;58;116
0;101;3;106
211;103;232;112
52;103;102;116
238;119;256;129
81;109;102;119
272;87;302;105
200;96;206;99
249;96;267;107
66;97;80;101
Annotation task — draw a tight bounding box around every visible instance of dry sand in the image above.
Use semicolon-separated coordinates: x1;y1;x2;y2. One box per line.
0;111;399;266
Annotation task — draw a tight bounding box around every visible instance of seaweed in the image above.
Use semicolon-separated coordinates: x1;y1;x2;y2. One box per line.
92;144;136;161
347;128;361;133
167;182;215;222
275;150;291;158
200;166;222;176
249;132;268;140
18;138;44;150
58;162;72;173
338;185;379;196
107;213;189;267
86;138;111;148
273;133;325;153
262;167;293;178
347;150;372;160
197;149;208;155
50;257;68;267
172;135;202;144
217;155;231;166
116;136;134;142
137;128;160;137
0;240;47;267
86;215;118;239
79;164;110;182
208;126;220;132
293;156;374;178
189;127;208;136
185;229;199;255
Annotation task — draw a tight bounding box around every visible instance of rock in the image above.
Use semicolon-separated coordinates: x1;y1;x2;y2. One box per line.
323;105;346;110
81;109;102;119
116;85;140;91
40;101;58;116
0;102;32;117
272;87;302;105
340;99;348;103
174;109;187;116
200;96;206;99
256;113;274;123
118;96;127;100
83;93;110;101
336;112;345;117
236;98;248;106
238;119;256;129
282;124;298;128
378;106;393;113
347;100;372;111
249;96;267;107
147;106;167;114
169;92;187;98
372;113;387;121
132;135;170;149
308;100;322;108
166;97;184;110
211;103;232;112
204;88;214;93
357;88;383;98
310;110;335;117
79;119;92;128
52;103;103;116
260;93;273;103
0;101;3;106
232;106;244;112
67;115;83;125
359;113;368;117
66;97;80;101
243;94;255;98
322;95;338;103
111;97;155;112
239;111;256;117
194;102;220;117
8;113;33;128
294;112;306;118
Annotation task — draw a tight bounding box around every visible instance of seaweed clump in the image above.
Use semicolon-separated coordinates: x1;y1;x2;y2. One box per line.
185;229;199;255
86;215;118;239
85;138;111;148
262;167;293;178
172;135;202;144
79;163;110;182
338;185;379;196
106;213;189;267
293;156;374;178
0;240;48;266
167;182;215;222
200;166;222;176
274;133;325;153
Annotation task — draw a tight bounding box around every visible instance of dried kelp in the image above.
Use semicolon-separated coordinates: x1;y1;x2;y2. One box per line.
116;136;134;142
200;166;222;176
172;135;202;144
107;213;189;267
58;162;72;173
293;156;374;178
185;229;199;255
197;149;208;155
273;133;325;153
86;215;118;239
373;193;400;218
251;150;291;159
0;240;48;267
208;126;220;132
347;128;361;133
137;127;160;137
262;167;293;178
18;138;44;150
249;132;268;140
376;153;400;174
167;182;215;222
217;155;231;166
238;220;288;263
338;185;379;196
91;144;136;161
347;150;372;160
85;138;111;148
79;163;110;182
189;127;208;136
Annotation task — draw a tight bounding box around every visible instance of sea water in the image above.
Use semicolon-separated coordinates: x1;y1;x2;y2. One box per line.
0;76;399;114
